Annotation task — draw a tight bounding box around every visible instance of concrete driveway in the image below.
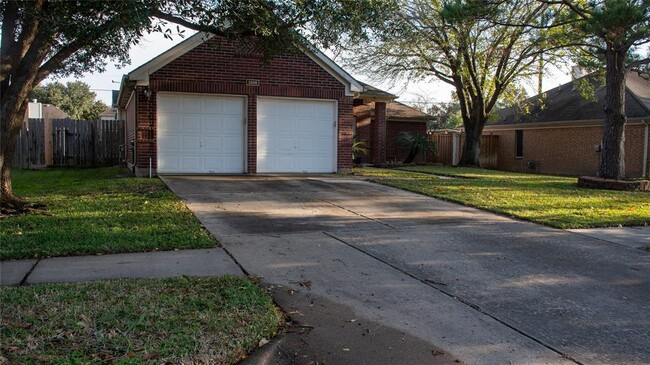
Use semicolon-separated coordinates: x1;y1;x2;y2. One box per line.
163;175;650;365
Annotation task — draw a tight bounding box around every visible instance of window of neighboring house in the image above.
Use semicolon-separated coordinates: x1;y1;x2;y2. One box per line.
515;129;523;158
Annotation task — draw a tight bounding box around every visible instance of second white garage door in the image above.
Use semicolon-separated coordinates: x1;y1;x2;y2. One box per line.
157;93;245;174
257;98;337;173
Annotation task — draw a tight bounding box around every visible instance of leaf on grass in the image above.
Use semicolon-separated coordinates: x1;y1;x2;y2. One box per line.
258;338;269;347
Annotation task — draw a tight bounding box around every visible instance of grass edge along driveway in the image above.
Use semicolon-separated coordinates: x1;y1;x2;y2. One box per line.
0;276;284;364
354;166;649;229
1;167;216;260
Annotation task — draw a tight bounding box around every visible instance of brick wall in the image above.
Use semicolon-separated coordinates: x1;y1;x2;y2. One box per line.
373;102;387;163
386;121;428;163
133;36;352;174
486;123;648;178
355;116;374;164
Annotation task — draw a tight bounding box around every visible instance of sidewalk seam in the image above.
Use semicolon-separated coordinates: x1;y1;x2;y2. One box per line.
19;259;40;286
322;231;582;365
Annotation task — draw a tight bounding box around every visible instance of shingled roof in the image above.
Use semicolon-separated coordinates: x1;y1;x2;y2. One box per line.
353;101;433;122
494;72;650;125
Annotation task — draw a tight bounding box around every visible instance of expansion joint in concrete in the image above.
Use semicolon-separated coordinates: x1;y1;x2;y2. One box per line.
313;196;394;229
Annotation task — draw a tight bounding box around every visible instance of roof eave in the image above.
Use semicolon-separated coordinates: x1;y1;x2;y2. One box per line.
128;32;213;85
298;44;363;97
484;117;648;130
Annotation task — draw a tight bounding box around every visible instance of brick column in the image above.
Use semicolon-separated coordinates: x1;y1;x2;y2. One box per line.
247;94;257;173
373;101;387;164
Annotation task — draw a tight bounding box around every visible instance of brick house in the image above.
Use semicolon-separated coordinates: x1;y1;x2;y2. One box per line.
353;87;433;164
117;32;411;176
484;72;650;178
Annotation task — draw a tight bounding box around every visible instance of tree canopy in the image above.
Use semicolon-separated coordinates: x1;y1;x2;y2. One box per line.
31;81;107;120
539;0;650;179
339;0;560;166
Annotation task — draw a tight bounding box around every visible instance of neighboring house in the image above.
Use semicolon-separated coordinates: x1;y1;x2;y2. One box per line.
485;72;650;178
354;92;433;163
99;90;121;120
98;107;117;121
25;100;70;120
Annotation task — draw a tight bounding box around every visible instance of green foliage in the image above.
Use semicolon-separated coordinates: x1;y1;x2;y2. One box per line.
352;137;368;161
428;102;463;130
1;276;284;364
557;0;650;73
394;131;436;164
354;166;650;229
31;81;107;120
0;168;216;260
410;96;463;130
339;0;562;166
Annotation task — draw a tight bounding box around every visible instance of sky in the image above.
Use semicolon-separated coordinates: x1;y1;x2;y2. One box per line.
50;29;572;108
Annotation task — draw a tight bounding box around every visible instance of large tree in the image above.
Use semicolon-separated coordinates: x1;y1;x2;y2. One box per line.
545;0;650;179
1;0;374;212
32;81;107;120
339;0;561;166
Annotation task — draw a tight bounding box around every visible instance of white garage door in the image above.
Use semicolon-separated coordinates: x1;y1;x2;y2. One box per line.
257;98;336;173
157;93;245;174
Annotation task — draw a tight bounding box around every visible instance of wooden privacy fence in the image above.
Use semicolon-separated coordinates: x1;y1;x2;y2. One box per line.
429;132;499;168
13;118;125;168
12;118;46;169
429;133;454;165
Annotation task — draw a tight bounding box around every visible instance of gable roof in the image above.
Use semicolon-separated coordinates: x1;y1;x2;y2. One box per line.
120;32;363;104
494;72;650;126
356;81;397;102
353;101;433;122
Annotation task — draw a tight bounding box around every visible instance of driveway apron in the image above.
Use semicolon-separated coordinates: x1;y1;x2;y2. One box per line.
163;175;649;365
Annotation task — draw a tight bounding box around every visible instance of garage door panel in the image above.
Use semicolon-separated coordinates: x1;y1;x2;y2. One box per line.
222;116;243;133
222;137;243;152
157;154;179;171
180;136;201;152
157;116;178;133
203;156;224;171
223;99;245;115
202;117;223;132
180;155;202;170
181;96;202;112
203;100;223;114
257;98;336;173
157;93;245;174
158;97;180;114
202;136;222;151
182;116;202;131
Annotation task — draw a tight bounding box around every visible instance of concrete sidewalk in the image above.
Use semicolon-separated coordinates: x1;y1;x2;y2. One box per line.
568;226;650;249
0;248;243;286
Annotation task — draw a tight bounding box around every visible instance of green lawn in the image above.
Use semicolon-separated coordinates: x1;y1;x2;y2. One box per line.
1;276;284;364
0;168;216;260
354;166;650;229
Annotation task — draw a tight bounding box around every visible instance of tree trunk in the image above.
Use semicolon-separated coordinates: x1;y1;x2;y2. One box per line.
0;100;29;209
459;116;484;167
600;45;627;180
403;149;417;164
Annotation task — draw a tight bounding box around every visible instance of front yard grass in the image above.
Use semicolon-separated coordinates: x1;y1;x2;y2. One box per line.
354;166;650;229
0;167;215;260
0;276;284;364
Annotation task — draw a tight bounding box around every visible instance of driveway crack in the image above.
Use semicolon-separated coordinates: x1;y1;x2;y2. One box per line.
311;196;394;229
322;231;582;365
